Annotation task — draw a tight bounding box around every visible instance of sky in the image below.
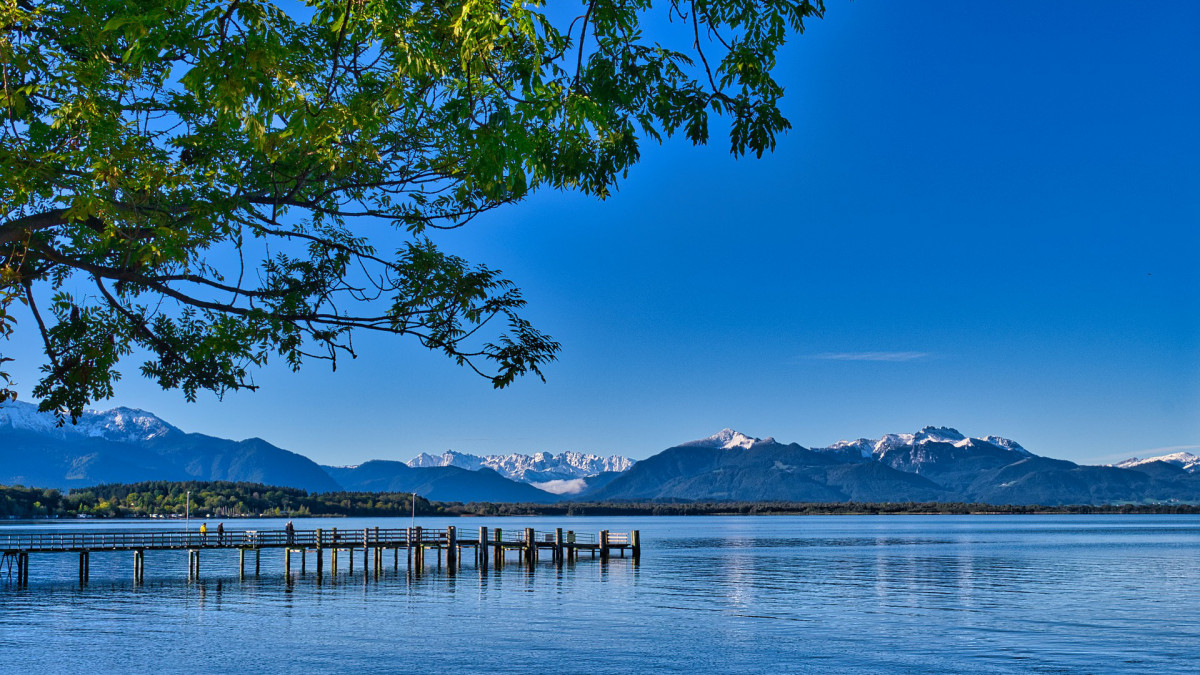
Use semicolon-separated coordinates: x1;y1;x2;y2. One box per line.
5;0;1199;466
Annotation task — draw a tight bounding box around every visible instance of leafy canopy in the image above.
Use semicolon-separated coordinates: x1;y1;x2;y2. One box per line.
0;0;823;418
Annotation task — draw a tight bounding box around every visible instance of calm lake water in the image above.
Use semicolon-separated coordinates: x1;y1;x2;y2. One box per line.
0;515;1197;673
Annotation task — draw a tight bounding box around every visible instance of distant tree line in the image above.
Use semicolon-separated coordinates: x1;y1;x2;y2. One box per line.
434;501;1200;517
0;483;1198;519
0;482;435;519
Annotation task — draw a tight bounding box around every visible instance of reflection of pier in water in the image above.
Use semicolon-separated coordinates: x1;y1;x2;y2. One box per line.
0;526;641;587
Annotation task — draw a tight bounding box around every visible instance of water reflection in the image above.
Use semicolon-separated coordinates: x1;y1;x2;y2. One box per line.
0;515;1197;674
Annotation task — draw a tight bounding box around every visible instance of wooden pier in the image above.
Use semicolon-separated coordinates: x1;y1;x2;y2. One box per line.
0;525;641;587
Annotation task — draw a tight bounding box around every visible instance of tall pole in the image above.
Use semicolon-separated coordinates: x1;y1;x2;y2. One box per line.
186;490;191;531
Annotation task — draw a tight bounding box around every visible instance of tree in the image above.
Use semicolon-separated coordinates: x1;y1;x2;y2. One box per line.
0;0;824;418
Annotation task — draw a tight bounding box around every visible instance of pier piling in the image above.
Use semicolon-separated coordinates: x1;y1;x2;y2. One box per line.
0;524;640;587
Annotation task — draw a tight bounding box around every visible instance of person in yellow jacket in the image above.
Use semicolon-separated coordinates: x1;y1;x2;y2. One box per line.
200;522;208;544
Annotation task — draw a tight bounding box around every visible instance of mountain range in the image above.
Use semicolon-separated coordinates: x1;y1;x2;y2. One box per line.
405;450;632;494
0;401;617;502
1;401;1197;505
586;428;1200;505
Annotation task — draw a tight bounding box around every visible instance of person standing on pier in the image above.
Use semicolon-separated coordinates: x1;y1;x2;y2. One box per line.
286;521;295;545
200;522;208;545
216;522;224;545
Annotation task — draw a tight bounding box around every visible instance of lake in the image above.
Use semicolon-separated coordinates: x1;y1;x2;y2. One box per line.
0;515;1197;673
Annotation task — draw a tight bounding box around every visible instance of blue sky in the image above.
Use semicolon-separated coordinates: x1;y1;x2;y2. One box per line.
7;1;1199;465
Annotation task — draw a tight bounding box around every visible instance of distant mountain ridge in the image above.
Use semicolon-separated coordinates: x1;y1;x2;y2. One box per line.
322;461;559;503
0;401;340;492
0;401;605;502
1115;451;1200;473
5;400;1197;506
1;402;176;443
588;427;1200;505
406;450;633;494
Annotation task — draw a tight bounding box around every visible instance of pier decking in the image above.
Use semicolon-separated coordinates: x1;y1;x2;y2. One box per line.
0;525;641;587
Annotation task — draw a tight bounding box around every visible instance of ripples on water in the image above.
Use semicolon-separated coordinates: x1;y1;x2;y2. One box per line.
0;515;1197;674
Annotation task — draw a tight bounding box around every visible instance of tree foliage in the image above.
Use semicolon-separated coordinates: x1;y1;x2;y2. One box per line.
0;0;824;417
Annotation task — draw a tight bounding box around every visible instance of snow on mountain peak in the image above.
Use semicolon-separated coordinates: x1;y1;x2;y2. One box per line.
682;428;764;450
868;427;1030;456
0;400;176;443
407;451;482;471
982;435;1030;455
1115;452;1200;473
405;450;633;482
824;438;875;458
914;426;966;443
873;433;915;455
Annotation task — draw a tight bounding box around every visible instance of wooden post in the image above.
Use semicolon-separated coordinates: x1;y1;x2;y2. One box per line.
300;548;306;576
362;528;370;578
394;546;399;571
554;528;564;565
255;548;260;577
284;548;291;577
373;527;380;575
332;526;339;577
493;528;502;567
348;547;354;574
566;531;575;563
447;526;457;570
525;527;535;565
315;529;324;581
238;548;245;579
479;527;489;570
414;526;423;570
631;530;641;561
18;553;28;586
600;530;610;561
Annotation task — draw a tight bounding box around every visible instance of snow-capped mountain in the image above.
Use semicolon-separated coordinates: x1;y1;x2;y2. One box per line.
1115;452;1200;473
406;449;634;486
814;426;1031;459
407;450;485;472
0;400;177;443
680;428;773;450
588;425;1200;505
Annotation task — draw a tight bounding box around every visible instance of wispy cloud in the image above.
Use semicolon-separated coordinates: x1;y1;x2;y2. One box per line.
808;351;930;362
1131;444;1200;456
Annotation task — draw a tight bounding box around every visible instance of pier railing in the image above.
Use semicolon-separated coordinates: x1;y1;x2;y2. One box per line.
1;525;641;588
1;527;607;553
